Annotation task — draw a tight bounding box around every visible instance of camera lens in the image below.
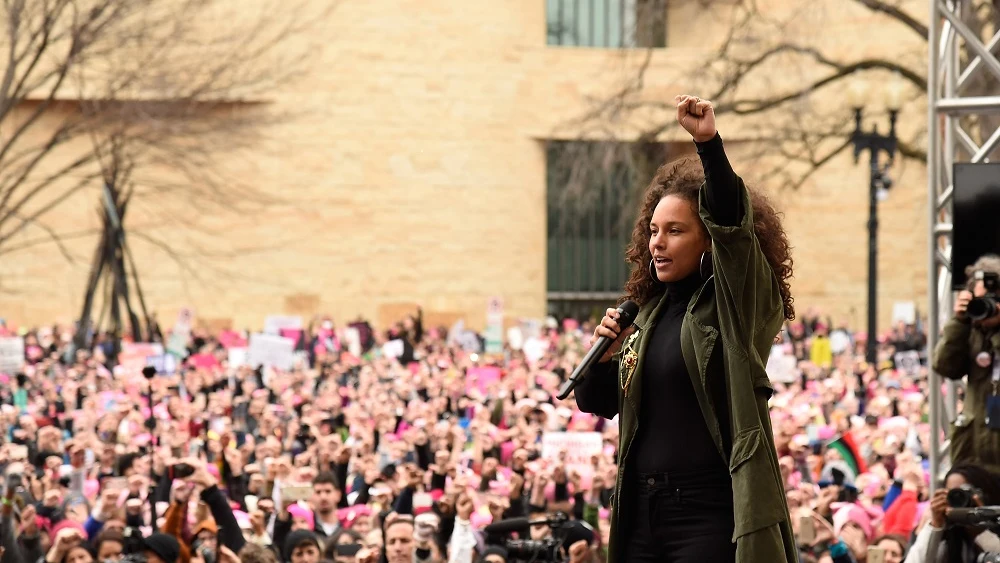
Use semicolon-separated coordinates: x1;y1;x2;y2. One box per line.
969;295;999;321
948;486;975;508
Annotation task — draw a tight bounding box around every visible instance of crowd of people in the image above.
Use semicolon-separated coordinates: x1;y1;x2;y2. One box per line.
0;299;994;563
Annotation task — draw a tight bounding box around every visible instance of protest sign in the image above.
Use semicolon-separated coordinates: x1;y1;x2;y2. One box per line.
766;347;799;383
892;302;916;325
264;315;303;336
218;330;247;349
485;297;504;354
0;337;24;374
507;327;524;351
118;343;164;375
894;350;921;377
167;307;194;357
466;366;502;395
522;337;548;364
246;333;296;370
343;327;362;357
541;432;602;470
228;348;248;369
520;319;543;339
146;355;177;375
382;339;404;359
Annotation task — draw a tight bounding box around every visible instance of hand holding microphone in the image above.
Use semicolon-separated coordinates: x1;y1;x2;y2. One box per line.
557;301;639;400
593;306;637;363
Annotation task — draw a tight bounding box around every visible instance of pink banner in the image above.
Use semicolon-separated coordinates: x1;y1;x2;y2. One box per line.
466;366;502;395
191;353;219;370
279;328;302;344
218;331;246;349
118;343;161;376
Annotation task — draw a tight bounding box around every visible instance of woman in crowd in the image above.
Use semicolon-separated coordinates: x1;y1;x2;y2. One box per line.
904;464;1000;563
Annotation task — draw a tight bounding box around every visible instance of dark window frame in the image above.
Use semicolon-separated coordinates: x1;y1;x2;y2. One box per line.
546;0;668;49
546;140;689;319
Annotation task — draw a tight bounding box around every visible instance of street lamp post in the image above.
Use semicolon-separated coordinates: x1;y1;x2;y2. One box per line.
849;78;902;366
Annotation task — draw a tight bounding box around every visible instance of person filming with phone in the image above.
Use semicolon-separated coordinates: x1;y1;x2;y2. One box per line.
935;255;1000;473
573;95;797;563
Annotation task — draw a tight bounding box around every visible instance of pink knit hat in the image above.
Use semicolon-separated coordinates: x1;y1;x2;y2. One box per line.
832;503;882;541
287;503;315;530
51;519;88;541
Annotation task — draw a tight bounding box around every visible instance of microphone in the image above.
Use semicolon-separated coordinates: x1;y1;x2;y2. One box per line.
946;506;1000;526
483;516;566;535
556;300;639;400
483;517;532;535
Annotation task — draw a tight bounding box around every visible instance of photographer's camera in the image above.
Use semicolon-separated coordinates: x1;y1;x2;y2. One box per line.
968;271;1000;321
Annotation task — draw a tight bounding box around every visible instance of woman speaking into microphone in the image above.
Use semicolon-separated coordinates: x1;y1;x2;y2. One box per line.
573;95;797;563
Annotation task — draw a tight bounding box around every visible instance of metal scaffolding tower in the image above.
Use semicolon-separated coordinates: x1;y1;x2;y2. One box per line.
926;0;1000;488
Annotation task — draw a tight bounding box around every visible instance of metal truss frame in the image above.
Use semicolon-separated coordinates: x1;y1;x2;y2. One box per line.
927;0;1000;489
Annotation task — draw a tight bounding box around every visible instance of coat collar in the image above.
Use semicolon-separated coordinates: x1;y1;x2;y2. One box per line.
633;275;708;330
633;290;666;331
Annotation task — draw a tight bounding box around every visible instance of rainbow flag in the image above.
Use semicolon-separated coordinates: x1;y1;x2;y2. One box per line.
827;431;867;476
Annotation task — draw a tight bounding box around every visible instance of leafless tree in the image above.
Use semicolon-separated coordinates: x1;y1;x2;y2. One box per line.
0;0;330;342
0;0;329;264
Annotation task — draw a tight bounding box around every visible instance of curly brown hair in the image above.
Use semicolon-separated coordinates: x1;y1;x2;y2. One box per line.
622;157;795;320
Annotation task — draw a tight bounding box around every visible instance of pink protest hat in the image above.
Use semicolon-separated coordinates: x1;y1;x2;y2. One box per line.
287;503;315;530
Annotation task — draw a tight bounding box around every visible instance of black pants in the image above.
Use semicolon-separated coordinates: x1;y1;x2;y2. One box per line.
623;469;737;563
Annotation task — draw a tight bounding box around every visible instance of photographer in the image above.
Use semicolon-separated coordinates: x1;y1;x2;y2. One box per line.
481;510;597;563
935;255;1000;473
903;464;1000;563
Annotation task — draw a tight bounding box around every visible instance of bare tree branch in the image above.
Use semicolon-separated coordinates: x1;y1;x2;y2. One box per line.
556;0;951;212
0;227;99;256
8;210;79;263
0;0;332;279
854;0;928;39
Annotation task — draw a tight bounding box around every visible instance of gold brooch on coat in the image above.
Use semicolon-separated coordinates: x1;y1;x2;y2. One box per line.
620;332;639;395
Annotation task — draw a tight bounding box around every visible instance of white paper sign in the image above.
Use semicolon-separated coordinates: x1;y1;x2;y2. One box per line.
485;297;504;354
0;337;24;374
507;327;524;351
146;354;177;375
263;315;303;336
174;308;194;332
892;302;917;325
522;337;548;364
382;339;404;359
830;330;852;355
541;432;602;469
766;347;799;383
246;334;296;371
894;350;921;377
343;327;362;357
520;319;543;339
228;348;248;369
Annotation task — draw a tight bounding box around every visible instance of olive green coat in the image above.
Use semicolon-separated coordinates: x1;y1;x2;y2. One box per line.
933;316;1000;473
605;181;797;563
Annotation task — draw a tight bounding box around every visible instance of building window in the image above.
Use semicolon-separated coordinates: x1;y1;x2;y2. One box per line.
546;141;685;321
546;0;667;48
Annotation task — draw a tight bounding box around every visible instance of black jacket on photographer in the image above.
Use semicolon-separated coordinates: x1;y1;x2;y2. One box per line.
934;313;1000;474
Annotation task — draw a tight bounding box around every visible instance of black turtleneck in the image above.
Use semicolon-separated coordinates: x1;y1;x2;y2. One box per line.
632;274;729;474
